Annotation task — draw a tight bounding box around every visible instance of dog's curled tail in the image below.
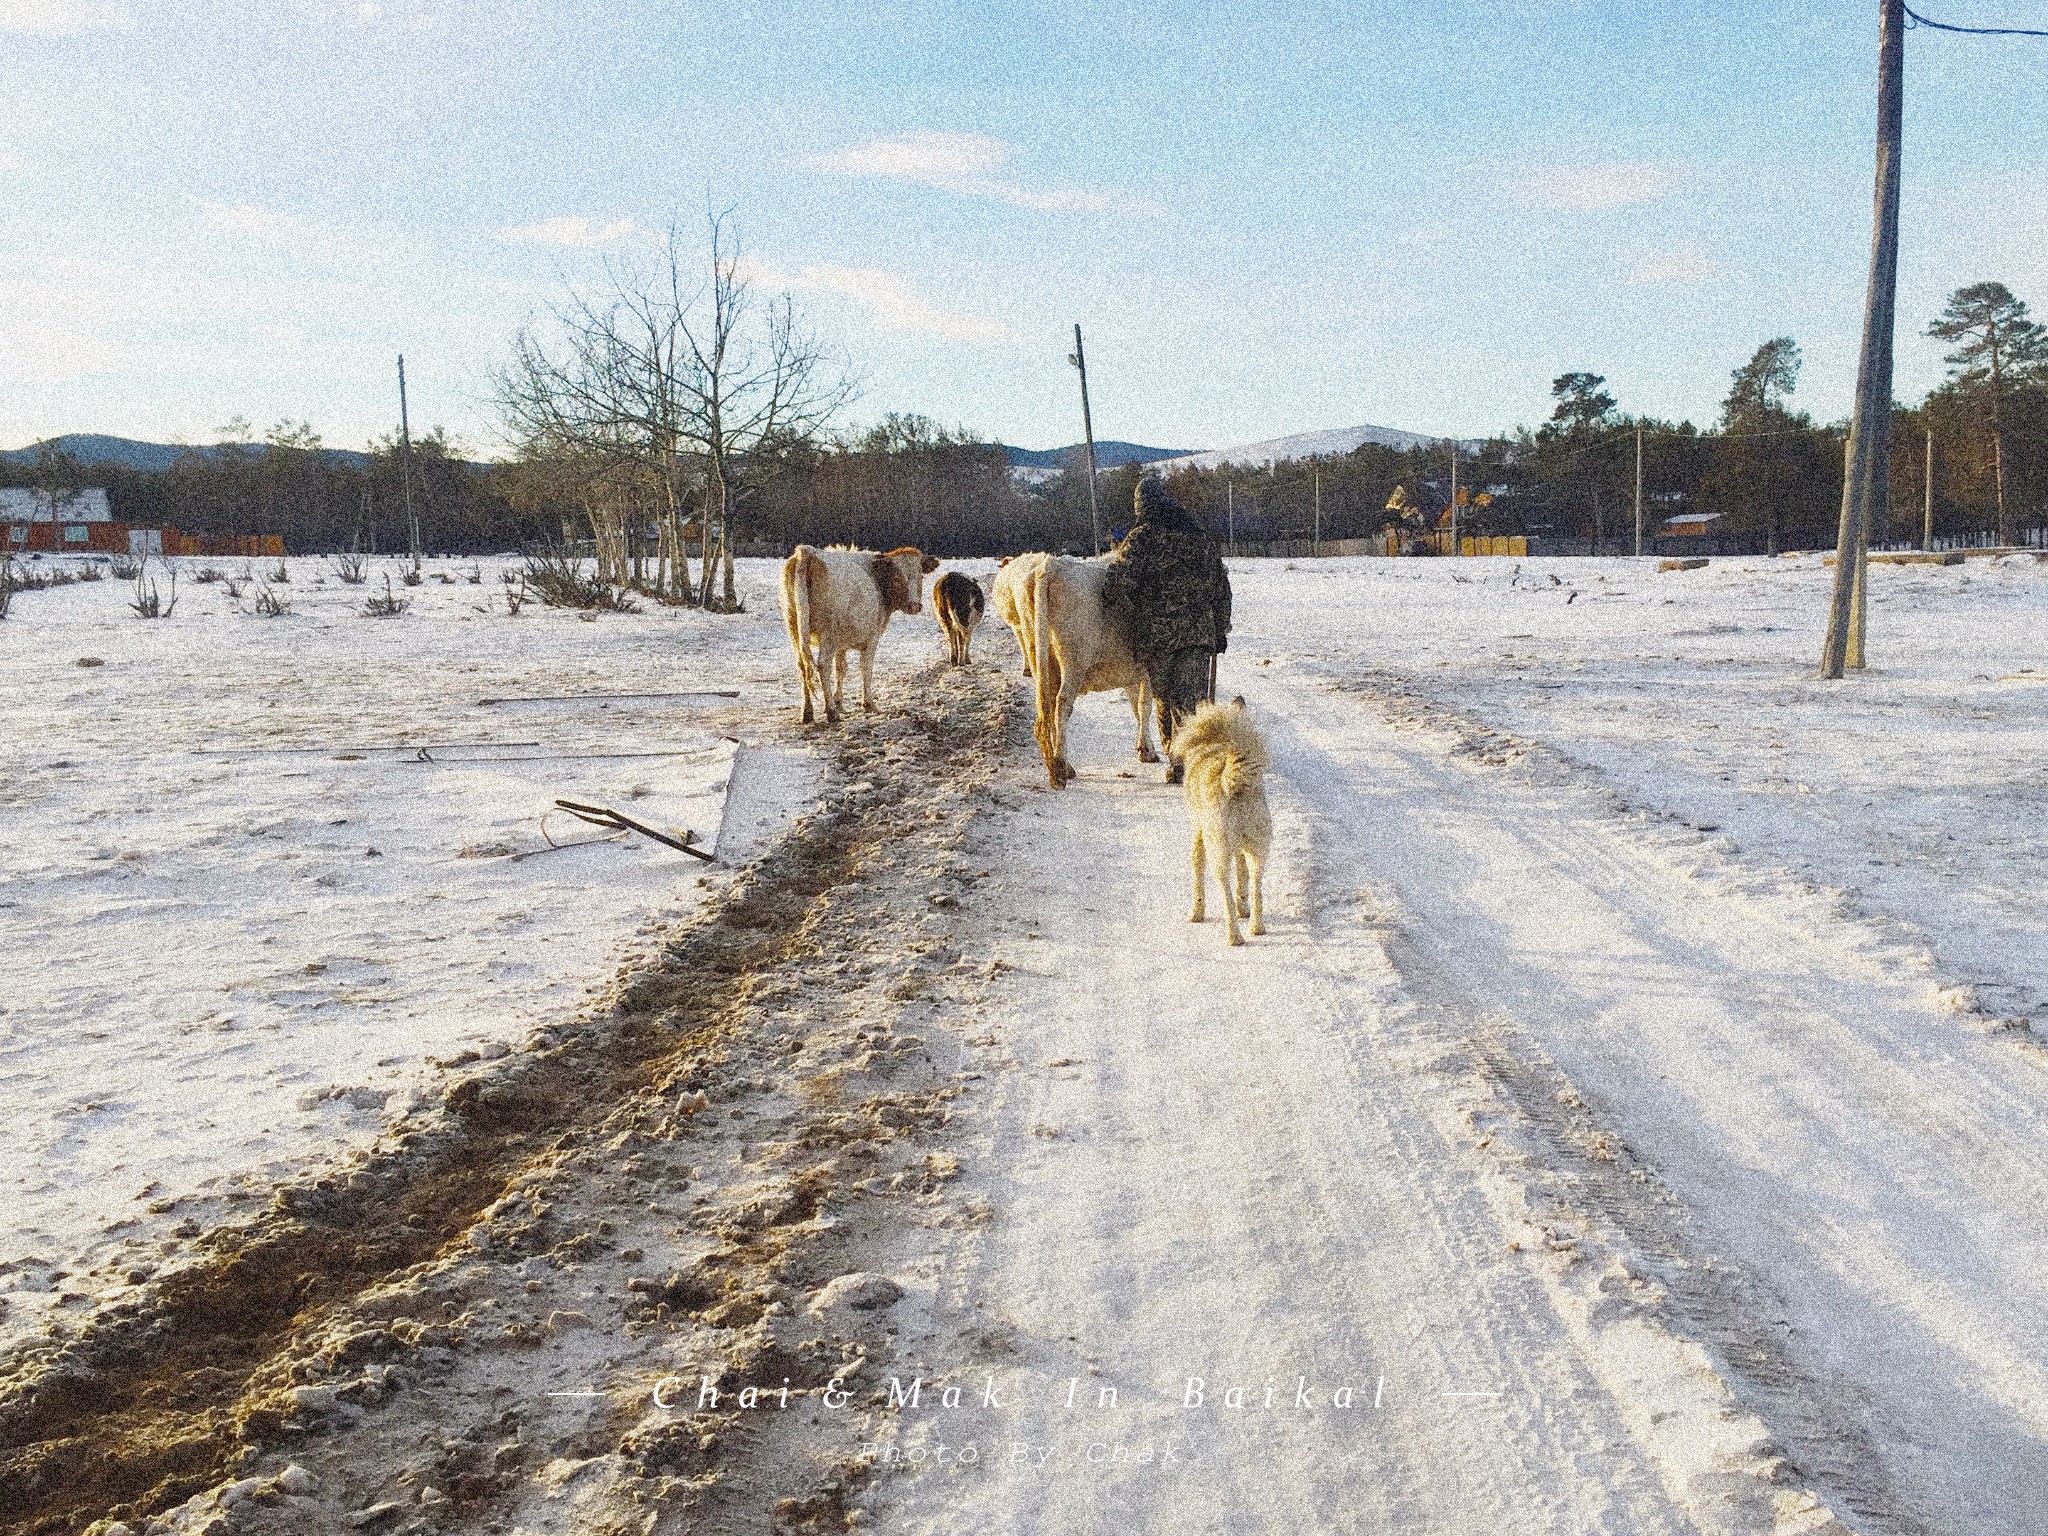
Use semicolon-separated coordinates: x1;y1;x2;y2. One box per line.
1217;747;1265;801
1170;698;1269;796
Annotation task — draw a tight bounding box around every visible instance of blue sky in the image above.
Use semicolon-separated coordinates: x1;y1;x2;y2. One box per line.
3;0;2045;456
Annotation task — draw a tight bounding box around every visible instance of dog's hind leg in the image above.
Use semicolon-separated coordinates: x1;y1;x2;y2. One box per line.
1245;850;1266;937
1217;843;1244;946
1189;828;1207;923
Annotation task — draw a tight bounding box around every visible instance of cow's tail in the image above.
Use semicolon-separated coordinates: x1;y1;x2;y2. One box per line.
1030;560;1064;781
783;547;818;719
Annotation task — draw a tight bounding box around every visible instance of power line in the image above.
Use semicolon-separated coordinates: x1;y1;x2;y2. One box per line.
1903;4;2048;36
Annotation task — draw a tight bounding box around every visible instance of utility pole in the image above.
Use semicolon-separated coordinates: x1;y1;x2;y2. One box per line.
1634;425;1645;557
1226;473;1236;556
398;354;420;572
1822;0;1904;678
1922;425;1935;551
1448;441;1458;556
1066;325;1102;554
1313;462;1322;556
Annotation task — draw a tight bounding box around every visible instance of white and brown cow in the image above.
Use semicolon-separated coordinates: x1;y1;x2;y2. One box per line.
1025;553;1157;787
990;553;1045;676
931;569;986;667
781;543;939;723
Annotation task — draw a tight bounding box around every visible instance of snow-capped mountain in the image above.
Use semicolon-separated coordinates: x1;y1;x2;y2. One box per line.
1147;423;1439;473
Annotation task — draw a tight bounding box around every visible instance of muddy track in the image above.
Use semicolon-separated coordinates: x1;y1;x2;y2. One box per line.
0;664;1015;1536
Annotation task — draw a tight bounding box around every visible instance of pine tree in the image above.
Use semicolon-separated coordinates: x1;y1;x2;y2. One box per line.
1927;283;2047;545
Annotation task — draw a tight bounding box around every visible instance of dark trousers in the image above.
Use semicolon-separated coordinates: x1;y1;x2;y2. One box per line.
1154;646;1213;752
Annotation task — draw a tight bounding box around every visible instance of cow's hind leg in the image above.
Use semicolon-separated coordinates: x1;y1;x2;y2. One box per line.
1055;687;1081;785
826;651;846;723
1130;685;1160;763
860;646;878;713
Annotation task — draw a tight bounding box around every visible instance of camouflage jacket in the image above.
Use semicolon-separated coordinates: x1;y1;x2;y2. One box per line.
1104;497;1232;663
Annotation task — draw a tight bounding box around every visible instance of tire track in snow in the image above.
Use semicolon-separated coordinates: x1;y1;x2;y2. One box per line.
1269;670;2048;1534
869;685;1722;1535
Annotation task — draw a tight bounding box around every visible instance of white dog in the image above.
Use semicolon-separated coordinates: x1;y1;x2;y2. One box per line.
1169;698;1272;946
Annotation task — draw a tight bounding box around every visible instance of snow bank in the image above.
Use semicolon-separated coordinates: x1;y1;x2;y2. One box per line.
0;554;822;1341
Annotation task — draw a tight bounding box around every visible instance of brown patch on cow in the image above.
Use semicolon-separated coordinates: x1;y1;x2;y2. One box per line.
869;553;911;614
886;546;940;576
873;548;936;614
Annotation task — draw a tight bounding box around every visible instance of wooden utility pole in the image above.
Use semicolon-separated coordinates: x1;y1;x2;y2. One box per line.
1448;442;1459;556
1313;462;1322;555
1822;0;1904;678
1067;326;1102;553
398;354;420;572
1922;425;1935;551
1634;425;1645;557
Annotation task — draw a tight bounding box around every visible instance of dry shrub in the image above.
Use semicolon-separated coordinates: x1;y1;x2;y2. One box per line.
522;547;637;612
130;562;178;619
364;573;409;618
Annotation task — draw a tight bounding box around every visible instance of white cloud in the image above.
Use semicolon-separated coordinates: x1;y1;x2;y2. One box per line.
1626;245;1718;285
1525;161;1688;212
185;195;292;236
736;254;1016;344
496;215;640;247
0;147;24;172
793;265;1018;343
0;0;129;34
806;131;1123;214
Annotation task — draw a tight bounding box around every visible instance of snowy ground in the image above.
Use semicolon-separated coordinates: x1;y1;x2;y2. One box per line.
0;554;818;1344
4;548;2045;1535
865;551;2047;1535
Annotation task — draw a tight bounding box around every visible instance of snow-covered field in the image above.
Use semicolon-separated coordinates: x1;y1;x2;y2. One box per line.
0;554;818;1341
5;546;2045;1534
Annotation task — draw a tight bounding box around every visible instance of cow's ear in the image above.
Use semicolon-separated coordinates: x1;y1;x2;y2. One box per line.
921;554;940;573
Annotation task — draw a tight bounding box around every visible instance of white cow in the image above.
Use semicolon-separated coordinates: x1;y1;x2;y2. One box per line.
1025;553;1157;787
990;553;1044;675
781;543;939;724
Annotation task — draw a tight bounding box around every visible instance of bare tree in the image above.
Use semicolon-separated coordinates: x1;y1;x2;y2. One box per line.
498;214;853;609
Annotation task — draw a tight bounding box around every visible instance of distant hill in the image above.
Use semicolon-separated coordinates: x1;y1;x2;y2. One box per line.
1001;440;1199;471
0;434;375;473
1147;423;1441;474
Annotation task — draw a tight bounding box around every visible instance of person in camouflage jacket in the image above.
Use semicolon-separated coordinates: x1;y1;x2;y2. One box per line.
1104;474;1233;780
